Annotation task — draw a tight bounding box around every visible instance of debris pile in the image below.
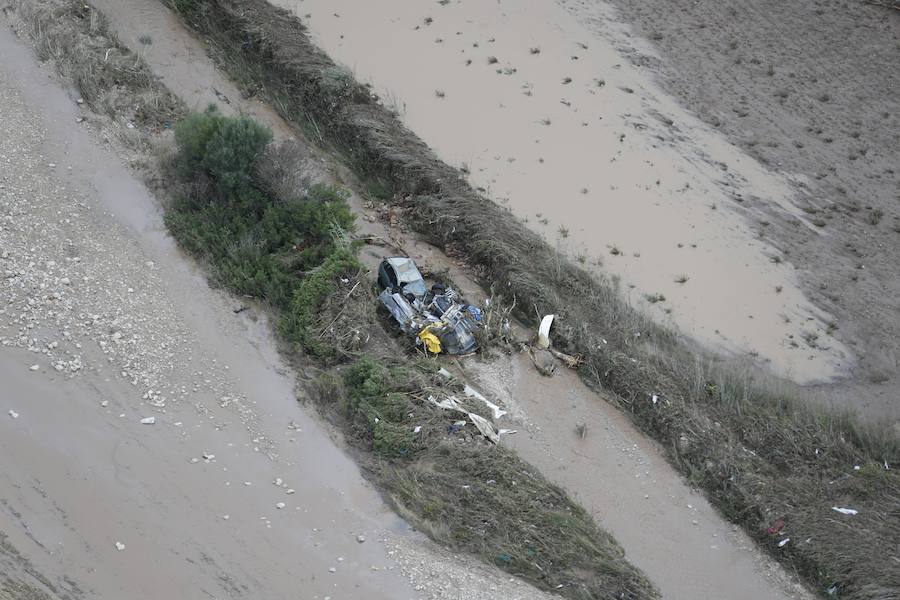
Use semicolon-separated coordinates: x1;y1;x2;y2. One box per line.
376;257;483;355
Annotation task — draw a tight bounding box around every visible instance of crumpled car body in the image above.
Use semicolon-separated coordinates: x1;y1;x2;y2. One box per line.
376;257;480;355
378;257;427;299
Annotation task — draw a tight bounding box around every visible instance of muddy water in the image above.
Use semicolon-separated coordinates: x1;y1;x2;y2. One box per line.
463;354;811;600
275;0;850;384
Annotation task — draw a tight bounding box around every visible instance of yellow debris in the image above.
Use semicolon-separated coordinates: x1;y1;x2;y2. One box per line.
418;325;442;354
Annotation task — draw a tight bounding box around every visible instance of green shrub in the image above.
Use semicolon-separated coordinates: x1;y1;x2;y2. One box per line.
204;114;272;194
173;105;272;196
173;105;225;176
339;358;436;459
169;110;357;356
343;357;388;415
281;247;362;356
167;184;353;308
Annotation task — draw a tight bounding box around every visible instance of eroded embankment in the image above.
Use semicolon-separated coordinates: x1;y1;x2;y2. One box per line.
158;1;900;597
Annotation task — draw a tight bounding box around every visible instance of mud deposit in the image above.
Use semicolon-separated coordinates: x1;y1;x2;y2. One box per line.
280;0;856;386
570;0;900;421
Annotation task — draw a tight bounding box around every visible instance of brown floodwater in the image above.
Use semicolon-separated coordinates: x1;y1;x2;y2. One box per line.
276;0;850;384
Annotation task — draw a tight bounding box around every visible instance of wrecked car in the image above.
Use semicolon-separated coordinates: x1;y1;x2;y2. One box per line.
378;256;427;299
376;257;481;355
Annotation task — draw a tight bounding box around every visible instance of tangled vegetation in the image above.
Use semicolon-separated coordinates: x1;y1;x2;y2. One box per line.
165;106;361;358
321;357;657;599
164;107;658;597
161;1;900;597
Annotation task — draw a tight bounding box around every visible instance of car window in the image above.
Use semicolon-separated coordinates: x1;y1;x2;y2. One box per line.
386;264;398;286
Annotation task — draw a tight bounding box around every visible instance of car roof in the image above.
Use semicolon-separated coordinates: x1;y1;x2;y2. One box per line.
384;257;423;284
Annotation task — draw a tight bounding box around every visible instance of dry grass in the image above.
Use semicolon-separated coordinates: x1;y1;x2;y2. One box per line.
6;0;183;129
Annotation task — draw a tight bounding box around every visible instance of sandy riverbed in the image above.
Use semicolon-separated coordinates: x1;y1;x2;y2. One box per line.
277;0;854;385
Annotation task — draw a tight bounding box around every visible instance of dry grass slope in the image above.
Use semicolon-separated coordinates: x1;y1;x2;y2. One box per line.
161;0;900;597
5;0;182;128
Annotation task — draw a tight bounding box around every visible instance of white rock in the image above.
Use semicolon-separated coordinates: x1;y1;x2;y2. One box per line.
115;542;125;551
100;400;109;407
29;364;39;371
273;477;283;486
357;535;366;543
140;416;156;425
8;410;19;419
275;502;286;509
286;488;295;495
328;567;337;573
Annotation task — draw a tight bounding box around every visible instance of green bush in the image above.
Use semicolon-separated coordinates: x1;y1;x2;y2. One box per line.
168;109;357;355
343;357;388;415
173;105;272;196
340;358;431;459
167;184;354;309
173;105;226;177
204;114;272;194
281;247;362;356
